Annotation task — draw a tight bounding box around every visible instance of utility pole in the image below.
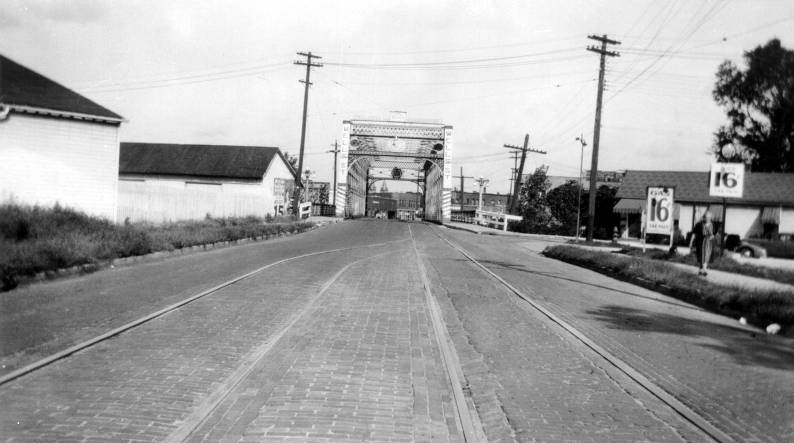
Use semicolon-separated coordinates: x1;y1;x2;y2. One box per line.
504;134;546;215
292;51;323;216
453;167;473;210
474;176;490;225
506;151;520;208
575;134;588;241
327;140;339;207
585;35;620;241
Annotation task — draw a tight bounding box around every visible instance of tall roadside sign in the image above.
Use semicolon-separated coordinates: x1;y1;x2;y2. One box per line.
709;162;745;198
709;162;745;253
644;186;675;251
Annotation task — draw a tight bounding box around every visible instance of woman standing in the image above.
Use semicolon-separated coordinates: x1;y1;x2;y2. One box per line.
689;211;715;276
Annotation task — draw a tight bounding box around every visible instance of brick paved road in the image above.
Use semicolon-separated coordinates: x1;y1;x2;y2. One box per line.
0;221;405;375
185;244;462;442
4;220;789;442
434;225;794;442
412;225;708;443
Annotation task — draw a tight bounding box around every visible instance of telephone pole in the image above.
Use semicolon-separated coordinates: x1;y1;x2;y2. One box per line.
585;35;620;241
327;141;340;206
504;134;546;215
507;151;520;208
474;176;490;225
575;134;587;241
453;167;474;210
292;51;323;216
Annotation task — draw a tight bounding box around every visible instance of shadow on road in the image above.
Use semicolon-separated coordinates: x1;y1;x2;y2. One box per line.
587;305;794;371
456;257;794;370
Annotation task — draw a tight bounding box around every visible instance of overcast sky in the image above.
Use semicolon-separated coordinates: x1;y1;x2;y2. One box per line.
2;0;793;193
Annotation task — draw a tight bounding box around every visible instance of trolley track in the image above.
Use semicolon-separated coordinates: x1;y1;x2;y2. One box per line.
429;225;731;442
168;248;396;442
408;225;485;443
0;238;410;387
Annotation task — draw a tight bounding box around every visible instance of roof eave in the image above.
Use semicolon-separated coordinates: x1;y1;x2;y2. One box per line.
5;104;125;124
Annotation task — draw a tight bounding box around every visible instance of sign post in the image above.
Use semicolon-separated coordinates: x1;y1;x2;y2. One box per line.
646;186;675;250
709;162;745;254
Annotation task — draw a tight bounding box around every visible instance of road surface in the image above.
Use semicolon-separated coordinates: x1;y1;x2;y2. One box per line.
1;220;791;442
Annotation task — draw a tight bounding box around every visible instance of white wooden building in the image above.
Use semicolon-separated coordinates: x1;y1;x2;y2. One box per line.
0;54;124;220
118;142;297;222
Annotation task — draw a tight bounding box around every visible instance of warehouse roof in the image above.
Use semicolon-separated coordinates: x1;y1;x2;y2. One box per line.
0;54;122;122
119;143;295;180
616;170;794;206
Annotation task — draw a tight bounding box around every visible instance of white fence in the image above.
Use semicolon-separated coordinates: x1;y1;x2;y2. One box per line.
475;210;523;231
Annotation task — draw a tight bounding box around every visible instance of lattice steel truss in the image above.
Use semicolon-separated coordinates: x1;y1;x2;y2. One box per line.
336;120;453;222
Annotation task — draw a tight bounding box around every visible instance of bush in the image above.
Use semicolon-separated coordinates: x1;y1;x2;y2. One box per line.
0;203;316;290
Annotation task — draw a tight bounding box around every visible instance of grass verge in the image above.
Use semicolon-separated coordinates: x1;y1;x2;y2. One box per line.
620;247;794;287
0;203;315;290
565;240;794;287
543;245;794;330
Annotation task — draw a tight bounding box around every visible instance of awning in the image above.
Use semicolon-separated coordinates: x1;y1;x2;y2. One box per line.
761;206;781;224
613;199;644;214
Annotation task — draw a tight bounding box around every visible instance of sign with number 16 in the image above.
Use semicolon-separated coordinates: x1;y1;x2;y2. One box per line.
709;162;745;198
645;186;675;235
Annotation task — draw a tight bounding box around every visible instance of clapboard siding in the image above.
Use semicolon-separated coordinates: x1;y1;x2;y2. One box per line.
117;151;295;222
0;113;120;220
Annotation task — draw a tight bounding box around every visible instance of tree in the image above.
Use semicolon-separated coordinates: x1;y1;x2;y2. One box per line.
319;184;329;204
517;166;551;227
545;180;584;236
283;151;299;172
713;38;794;172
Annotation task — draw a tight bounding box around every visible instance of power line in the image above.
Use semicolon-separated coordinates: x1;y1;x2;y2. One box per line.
79;61;291;93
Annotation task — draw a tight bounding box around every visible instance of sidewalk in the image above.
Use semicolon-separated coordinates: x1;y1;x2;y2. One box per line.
668;262;794;292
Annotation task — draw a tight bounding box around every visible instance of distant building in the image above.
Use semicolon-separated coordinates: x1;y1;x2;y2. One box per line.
546;170;625;191
0;54;124;220
118;142;297;222
614;170;794;239
367;191;423;220
451;191;508;213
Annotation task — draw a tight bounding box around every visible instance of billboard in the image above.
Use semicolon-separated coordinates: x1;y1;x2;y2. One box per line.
709;162;745;198
645;186;675;235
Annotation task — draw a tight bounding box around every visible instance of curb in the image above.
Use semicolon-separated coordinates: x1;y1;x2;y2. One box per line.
443;223;570;242
4;220;340;292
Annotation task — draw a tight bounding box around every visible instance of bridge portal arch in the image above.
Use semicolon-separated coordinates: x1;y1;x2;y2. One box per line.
334;119;453;223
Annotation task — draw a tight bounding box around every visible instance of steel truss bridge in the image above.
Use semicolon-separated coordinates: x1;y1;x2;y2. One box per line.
335;120;453;223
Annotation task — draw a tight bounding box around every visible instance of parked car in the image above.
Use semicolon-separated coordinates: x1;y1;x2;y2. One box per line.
725;234;768;258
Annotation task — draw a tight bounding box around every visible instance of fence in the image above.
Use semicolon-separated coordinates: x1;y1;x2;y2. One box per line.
311;203;336;216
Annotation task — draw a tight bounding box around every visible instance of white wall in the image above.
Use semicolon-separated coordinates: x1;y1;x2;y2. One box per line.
726;206;761;238
117;152;295;223
118;178;266;222
780;208;794;234
0;113;120;221
678;204;694;234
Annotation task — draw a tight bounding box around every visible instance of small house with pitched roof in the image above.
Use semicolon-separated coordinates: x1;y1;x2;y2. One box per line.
614;170;794;240
118;142;297;222
0;54;124;220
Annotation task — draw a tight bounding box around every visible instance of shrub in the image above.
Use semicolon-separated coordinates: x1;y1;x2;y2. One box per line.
0;204;317;290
